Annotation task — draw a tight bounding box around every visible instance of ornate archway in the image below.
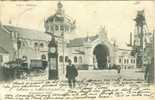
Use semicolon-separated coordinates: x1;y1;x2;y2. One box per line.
93;44;110;69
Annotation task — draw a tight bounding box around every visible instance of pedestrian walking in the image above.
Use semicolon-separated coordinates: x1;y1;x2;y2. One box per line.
144;58;154;83
66;59;78;88
117;65;121;74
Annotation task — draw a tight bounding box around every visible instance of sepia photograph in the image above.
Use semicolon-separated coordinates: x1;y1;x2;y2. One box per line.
0;0;155;100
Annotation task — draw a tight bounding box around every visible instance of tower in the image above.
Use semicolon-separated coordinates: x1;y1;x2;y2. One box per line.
133;10;153;68
44;1;76;80
134;10;145;67
44;2;76;38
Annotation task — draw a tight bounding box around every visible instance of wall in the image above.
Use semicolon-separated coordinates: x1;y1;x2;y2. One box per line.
17;39;49;63
0;26;15;61
115;49;136;70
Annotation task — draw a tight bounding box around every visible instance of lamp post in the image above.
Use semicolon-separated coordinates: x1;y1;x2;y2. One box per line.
14;34;21;78
48;35;58;80
153;30;155;84
17;35;21;63
61;31;65;74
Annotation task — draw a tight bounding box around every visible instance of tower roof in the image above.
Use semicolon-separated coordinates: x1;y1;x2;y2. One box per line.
57;2;63;9
45;2;75;25
56;2;64;15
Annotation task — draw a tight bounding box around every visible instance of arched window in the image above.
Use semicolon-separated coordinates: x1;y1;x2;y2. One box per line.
74;56;77;63
65;56;69;62
127;59;129;64
34;42;38;47
22;56;27;61
124;59;126;64
40;43;44;48
59;56;63;62
119;58;121;63
130;59;132;63
41;54;46;60
79;56;82;63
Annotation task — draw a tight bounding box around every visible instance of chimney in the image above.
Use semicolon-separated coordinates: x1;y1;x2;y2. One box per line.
130;32;132;46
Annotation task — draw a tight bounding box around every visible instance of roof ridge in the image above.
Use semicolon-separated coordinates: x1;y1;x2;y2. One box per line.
70;34;98;41
4;25;44;33
3;25;50;41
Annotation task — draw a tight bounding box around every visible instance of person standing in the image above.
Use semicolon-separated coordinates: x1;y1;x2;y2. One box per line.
117;65;121;74
66;59;78;88
41;55;48;70
145;58;154;83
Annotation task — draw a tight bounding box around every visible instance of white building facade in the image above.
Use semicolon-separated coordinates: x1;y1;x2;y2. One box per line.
0;2;137;80
44;2;137;73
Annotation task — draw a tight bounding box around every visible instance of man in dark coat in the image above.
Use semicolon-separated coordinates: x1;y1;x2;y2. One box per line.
145;58;154;83
117;65;121;74
66;59;78;88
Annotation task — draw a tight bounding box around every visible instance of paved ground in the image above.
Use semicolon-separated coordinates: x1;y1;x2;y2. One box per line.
0;69;154;100
27;69;144;81
77;70;144;80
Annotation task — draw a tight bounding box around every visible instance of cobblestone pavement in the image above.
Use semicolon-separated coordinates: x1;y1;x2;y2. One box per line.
0;70;154;100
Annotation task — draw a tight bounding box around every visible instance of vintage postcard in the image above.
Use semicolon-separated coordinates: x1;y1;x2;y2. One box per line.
0;0;155;100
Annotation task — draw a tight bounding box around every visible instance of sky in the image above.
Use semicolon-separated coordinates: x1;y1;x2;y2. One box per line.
0;1;155;48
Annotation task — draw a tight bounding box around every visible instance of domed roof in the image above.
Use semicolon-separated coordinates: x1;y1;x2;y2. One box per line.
45;2;74;25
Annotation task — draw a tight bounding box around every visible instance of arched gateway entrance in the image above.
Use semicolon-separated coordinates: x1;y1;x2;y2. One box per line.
93;44;110;69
